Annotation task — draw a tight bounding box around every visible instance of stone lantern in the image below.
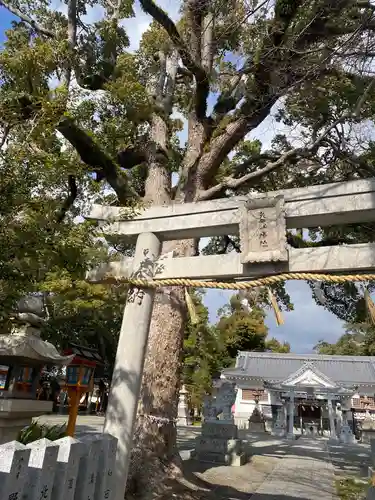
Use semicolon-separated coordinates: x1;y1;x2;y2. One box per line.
177;385;190;426
360;406;375;444
0;295;74;444
248;390;266;432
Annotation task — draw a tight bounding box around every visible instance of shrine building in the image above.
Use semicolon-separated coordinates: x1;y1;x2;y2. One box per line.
221;351;375;438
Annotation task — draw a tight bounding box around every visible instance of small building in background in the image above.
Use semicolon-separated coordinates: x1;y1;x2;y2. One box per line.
222;351;375;439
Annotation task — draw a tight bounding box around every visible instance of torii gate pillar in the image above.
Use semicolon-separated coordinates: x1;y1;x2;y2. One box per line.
104;231;161;500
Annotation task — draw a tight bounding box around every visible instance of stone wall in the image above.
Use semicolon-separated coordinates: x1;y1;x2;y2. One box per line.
0;433;117;500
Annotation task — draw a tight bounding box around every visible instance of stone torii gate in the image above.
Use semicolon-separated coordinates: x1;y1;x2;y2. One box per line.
86;177;375;500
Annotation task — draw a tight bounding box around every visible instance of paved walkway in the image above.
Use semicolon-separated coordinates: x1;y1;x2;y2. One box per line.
251;438;338;499
36;416;369;499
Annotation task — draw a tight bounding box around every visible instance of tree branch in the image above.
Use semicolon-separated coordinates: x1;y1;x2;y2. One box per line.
0;124;11;150
197;147;303;201
56;175;78;223
225;235;241;253
65;0;77;86
57;117;138;204
198;75;375;201
201;10;215;73
209;61;252;127
162;50;179;114
186;0;204;64
196;97;278;192
0;0;55;37
139;0;209;120
356;1;375;10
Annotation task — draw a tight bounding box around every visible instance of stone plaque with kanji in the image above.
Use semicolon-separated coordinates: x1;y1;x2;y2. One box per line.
239;195;288;264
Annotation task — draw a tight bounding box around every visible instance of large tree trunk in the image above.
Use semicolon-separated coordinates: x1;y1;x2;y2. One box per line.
126;102;202;498
127;239;196;499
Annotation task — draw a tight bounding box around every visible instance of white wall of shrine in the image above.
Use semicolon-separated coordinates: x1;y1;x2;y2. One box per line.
233;383;270;428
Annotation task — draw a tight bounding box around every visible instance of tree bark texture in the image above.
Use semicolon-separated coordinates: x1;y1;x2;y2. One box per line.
126;70;200;497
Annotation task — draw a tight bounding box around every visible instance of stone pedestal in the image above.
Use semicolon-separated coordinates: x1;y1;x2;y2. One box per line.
248;405;265;433
194;382;245;465
177;385;190;426
0;399;53;444
362;429;375;445
248;421;265;432
193;422;246;466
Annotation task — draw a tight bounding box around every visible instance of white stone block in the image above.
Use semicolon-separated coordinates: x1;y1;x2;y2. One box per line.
94;434;118;500
52;437;85;500
24;438;59;500
74;434;102;500
0;441;31;500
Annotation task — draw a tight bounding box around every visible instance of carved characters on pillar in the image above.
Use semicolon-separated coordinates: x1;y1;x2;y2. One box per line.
127;287;145;305
127;248;168;305
239;195;288;264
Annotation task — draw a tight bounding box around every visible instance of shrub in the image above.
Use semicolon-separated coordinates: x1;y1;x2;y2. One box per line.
18;421;67;444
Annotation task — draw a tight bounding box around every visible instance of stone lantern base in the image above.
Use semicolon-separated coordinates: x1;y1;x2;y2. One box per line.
248;405;266;432
192;422;247;466
0;399;53;444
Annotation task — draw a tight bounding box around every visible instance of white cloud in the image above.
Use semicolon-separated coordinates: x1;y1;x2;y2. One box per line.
82;5;105;23
121;0;181;52
49;0;181;53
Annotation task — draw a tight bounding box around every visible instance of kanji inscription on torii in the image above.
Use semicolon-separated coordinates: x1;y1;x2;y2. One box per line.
239;195;288;264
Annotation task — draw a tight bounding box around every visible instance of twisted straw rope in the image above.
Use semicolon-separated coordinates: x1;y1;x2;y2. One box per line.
107;272;375;290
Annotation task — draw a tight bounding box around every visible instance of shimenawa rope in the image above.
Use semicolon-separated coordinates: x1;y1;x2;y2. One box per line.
106;272;375;290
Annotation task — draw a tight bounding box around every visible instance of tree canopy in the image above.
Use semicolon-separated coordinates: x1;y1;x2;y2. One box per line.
315;321;375;356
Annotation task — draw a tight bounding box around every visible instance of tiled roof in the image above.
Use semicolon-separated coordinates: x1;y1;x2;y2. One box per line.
65;343;104;364
222;352;375;386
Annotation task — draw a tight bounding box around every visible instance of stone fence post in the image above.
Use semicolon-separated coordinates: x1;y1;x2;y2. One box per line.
0;434;118;500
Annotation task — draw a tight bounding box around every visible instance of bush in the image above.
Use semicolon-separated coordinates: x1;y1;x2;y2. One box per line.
18;421;67;444
335;477;370;500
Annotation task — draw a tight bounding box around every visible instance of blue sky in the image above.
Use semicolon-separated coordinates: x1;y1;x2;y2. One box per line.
0;1;348;352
